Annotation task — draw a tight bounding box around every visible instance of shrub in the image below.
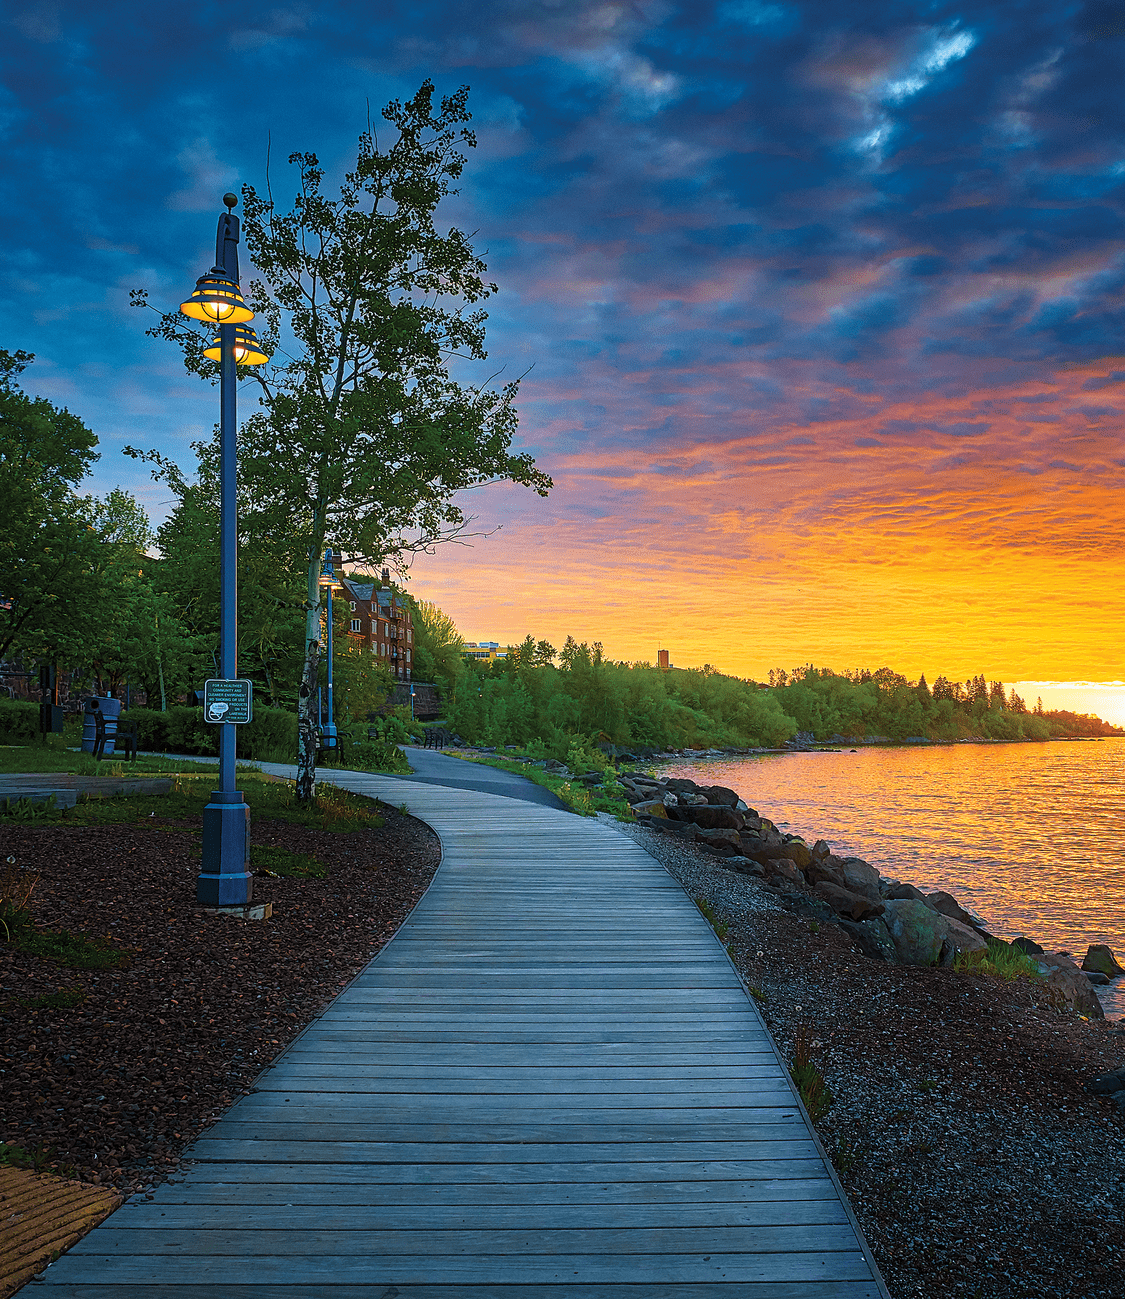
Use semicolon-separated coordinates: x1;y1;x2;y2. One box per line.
347;739;411;774
0;698;41;744
117;703;296;761
953;938;1044;982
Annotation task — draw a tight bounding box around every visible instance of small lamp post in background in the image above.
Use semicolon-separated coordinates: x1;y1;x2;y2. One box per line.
319;550;342;757
179;193;269;907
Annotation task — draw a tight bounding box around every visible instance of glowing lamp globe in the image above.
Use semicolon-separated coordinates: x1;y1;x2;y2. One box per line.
203;323;269;366
180;272;254;324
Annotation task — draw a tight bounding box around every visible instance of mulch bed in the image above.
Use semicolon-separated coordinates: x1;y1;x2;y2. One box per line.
0;801;441;1197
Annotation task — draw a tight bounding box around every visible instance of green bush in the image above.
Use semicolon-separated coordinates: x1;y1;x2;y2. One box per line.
348;739;412;773
117;703;296;761
0;699;41;744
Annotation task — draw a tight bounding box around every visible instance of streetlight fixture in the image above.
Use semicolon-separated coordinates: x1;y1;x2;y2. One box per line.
179;193;269;908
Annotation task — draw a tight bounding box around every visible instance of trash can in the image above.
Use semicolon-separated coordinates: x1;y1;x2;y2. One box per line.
81;696;123;756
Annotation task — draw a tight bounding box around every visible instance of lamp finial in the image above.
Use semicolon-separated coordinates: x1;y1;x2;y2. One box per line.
223;192;238;212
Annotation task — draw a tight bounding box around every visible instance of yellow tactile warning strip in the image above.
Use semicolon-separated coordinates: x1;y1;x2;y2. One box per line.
0;1166;120;1297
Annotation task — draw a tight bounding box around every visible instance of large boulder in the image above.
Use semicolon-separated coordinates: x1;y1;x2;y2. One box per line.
839;857;882;902
938;915;988;962
882;899;946;966
814;881;885;922
927;890;986;932
807;857;845;888
696;827;743;854
777;891;837;923
839;917;897;962
811;839;831;862
723;856;765;878
884;880;928;903
1035;952;1105;1019
766;857;806;888
783;838;812;870
641;817;699;841
1086;1067;1125;1095
1083;944;1125;979
684;804;744;831
703;784;741;808
738;831;793;862
632;799;669;818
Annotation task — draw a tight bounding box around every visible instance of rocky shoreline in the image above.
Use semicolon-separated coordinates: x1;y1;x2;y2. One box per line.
594;771;1125;1299
620;768;1123;1032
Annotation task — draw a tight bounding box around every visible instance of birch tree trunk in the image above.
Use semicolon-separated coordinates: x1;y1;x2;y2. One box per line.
295;553;322;801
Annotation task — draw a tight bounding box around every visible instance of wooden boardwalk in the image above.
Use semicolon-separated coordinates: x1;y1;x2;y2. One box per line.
40;770;889;1297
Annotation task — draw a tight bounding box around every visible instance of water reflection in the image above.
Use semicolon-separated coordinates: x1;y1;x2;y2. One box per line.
649;740;1125;1018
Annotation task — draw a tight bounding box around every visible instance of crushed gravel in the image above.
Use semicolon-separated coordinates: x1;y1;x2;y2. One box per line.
599;811;1125;1299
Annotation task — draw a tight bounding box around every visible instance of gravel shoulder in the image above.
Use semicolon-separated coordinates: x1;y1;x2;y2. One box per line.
598;811;1125;1299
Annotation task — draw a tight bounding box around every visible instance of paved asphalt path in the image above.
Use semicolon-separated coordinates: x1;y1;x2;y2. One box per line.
383;746;568;810
126;747;564;808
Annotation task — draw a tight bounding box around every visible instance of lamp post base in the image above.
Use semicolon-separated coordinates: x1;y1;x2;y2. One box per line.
197;789;253;906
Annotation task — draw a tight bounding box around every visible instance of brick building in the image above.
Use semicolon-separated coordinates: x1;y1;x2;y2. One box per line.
339;569;415;681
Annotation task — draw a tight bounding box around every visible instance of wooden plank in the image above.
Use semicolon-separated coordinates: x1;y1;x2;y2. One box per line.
105;1201;853;1231
121;1177;845;1207
37;1283;886;1299
186;1139;822;1164
135;1157;835;1185
254;1076;787;1093
259;1063;783;1081
41;1252;878;1285
232;1096;800;1117
73;1224;864;1257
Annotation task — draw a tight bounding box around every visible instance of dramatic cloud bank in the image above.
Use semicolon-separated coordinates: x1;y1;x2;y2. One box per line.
2;1;1123;679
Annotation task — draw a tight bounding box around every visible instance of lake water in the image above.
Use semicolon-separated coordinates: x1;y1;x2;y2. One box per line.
646;740;1125;1019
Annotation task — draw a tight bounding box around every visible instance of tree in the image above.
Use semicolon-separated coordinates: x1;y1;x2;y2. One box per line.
134;83;550;797
410;596;466;701
0;350;101;662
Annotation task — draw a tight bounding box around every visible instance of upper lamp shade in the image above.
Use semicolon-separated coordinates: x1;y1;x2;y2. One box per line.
203;323;269;366
180;272;254;324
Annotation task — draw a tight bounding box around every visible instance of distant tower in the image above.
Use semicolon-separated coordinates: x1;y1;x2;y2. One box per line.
657;649;669;670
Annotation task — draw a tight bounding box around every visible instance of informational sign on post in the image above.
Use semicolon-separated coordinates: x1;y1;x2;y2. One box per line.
203;679;253;724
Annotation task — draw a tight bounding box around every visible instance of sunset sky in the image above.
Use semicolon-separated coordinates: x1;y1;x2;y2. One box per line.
3;1;1124;709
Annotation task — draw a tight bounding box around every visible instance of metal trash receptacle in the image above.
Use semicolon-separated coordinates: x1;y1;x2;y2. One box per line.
81;696;123;756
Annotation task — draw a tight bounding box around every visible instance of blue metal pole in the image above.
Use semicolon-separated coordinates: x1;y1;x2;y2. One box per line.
197;317;252;906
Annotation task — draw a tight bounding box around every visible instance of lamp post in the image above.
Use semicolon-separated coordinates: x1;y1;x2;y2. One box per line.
319;550;340;756
179;193;269;907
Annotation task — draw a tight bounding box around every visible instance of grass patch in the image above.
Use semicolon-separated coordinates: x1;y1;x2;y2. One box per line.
0;1141;58;1174
12;927;129;970
0;742;252;778
953;937;1046;982
694;896;729;942
250;845;326;879
15;988;87;1010
335;740;412;775
0;772;384;834
790;1023;833;1123
454;754;636;820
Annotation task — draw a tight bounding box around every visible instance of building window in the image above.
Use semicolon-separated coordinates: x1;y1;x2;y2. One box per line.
350;602;356;611
351;619;362;632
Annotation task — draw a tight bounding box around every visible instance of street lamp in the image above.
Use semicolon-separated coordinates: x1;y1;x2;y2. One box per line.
179;193;269;907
